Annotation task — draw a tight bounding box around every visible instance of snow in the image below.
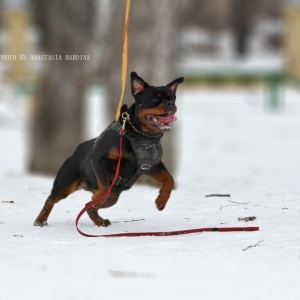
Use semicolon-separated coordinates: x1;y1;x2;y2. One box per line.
1;86;300;300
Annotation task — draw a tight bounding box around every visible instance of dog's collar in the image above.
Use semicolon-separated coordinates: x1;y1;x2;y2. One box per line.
121;112;162;138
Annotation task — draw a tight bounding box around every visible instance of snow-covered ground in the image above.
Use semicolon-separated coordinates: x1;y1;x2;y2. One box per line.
1;86;300;300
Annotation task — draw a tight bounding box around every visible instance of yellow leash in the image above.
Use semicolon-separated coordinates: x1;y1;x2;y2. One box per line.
115;0;131;121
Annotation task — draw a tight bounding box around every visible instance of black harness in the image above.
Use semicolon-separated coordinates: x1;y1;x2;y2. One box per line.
107;121;162;188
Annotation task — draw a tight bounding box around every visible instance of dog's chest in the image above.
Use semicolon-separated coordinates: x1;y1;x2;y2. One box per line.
130;139;162;169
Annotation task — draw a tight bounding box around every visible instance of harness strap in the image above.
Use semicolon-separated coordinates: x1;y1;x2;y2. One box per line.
118;163;151;187
110;121;162;187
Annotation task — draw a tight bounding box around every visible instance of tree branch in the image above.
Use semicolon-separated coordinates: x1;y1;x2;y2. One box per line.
205;194;231;197
242;240;264;251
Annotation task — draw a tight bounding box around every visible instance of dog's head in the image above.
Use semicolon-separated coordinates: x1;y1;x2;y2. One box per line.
128;72;184;134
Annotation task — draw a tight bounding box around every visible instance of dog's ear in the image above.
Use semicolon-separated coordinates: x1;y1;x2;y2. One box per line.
166;77;184;94
131;72;150;96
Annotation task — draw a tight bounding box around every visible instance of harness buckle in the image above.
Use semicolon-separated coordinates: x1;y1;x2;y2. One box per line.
114;176;122;186
140;164;151;170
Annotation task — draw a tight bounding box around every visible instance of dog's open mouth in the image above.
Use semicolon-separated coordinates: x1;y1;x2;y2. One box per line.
146;112;177;131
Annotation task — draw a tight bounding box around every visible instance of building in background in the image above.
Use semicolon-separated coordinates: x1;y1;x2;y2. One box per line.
0;0;34;83
285;0;300;83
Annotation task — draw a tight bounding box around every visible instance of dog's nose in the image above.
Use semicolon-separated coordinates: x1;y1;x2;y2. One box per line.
166;100;175;108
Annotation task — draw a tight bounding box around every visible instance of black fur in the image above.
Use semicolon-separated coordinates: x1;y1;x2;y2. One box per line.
34;72;184;227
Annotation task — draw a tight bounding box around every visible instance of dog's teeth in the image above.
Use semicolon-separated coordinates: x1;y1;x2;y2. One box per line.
153;117;157;122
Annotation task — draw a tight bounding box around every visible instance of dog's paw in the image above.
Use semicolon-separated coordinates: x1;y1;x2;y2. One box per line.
155;198;166;211
95;218;111;227
102;219;111;227
34;220;48;227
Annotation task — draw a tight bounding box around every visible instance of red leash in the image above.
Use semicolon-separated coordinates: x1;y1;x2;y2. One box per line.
75;131;259;237
80;226;259;238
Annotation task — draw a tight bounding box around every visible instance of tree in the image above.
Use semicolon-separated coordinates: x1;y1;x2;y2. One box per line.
231;0;257;57
29;0;95;174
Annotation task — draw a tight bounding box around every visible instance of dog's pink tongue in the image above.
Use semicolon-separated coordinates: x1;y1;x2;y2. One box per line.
156;115;177;125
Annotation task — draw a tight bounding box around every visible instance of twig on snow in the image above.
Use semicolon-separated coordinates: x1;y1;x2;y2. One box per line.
242;240;264;251
238;216;256;222
124;218;145;223
109;270;154;279
228;199;249;205
220;205;232;210
206;194;231;198
112;218;145;224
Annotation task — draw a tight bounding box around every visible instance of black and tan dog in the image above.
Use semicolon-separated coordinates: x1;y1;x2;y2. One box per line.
34;72;184;227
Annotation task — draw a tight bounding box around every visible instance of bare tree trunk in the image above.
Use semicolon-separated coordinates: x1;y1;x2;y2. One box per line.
106;0;180;175
0;0;3;27
231;0;256;57
29;0;95;174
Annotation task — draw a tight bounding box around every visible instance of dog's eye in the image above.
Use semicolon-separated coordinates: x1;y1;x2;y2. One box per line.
152;98;159;103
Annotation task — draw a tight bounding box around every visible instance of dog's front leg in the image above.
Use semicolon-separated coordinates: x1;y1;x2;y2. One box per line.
87;158;112;227
87;191;121;227
146;162;175;211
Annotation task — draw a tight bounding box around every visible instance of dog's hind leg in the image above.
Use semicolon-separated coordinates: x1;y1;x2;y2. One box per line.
34;157;82;227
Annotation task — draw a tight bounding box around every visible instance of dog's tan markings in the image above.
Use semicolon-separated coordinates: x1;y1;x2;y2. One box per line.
58;180;82;199
88;188;116;227
100;193;120;209
34;179;82;226
108;147;119;160
88;159;116;227
87;179;110;226
148;170;174;211
34;201;53;226
108;147;131;160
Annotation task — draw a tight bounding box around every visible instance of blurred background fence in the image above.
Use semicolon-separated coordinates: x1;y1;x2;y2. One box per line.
0;0;299;176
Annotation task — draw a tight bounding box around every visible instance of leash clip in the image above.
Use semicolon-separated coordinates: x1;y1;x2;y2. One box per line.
121;111;130;133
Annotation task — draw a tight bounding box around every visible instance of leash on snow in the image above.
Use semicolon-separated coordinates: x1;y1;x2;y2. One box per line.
75;0;259;237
